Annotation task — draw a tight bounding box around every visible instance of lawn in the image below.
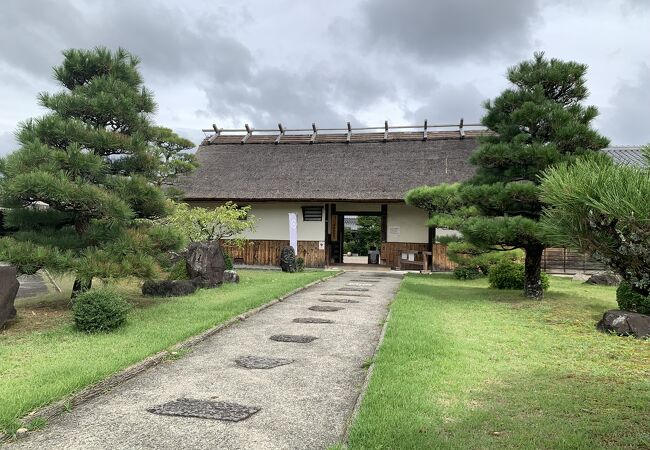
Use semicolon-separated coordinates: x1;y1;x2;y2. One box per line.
0;270;332;434
347;274;650;450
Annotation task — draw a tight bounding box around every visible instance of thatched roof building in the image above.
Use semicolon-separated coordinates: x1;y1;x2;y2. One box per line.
178;122;488;269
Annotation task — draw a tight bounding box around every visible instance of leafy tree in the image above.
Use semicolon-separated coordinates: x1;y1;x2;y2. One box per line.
344;216;381;256
0;47;185;296
540;152;650;310
408;53;609;299
164;202;256;245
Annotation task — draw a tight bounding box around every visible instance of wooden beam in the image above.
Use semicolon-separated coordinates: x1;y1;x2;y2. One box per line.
275;122;285;145
384;120;389;142
310;123;318;144
423;119;428;141
346;122;352;144
241;123;252;144
459;118;465;139
208;123;221;143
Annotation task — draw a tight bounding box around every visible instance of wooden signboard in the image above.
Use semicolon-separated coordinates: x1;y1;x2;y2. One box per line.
330;214;338;241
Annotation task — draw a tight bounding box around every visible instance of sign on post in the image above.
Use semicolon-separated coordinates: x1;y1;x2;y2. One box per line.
288;212;298;254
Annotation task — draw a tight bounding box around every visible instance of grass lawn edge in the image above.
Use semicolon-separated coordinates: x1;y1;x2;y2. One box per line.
1;270;342;442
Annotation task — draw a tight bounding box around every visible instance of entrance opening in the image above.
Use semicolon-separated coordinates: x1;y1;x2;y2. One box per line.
342;215;381;265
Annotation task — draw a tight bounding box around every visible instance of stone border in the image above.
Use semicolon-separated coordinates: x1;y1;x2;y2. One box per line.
0;271;342;442
339;276;402;447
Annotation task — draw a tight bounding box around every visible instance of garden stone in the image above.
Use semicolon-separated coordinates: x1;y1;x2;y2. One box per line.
585;272;621;286
224;270;240;283
572;273;590;282
280;245;297;273
597;310;650;338
142;279;199;297
0;265;19;328
185;241;225;287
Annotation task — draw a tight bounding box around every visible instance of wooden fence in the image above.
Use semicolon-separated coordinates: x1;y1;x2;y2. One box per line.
429;244;605;274
224;239;326;268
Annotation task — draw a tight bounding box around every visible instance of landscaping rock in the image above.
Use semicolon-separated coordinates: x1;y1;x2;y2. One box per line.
185;241;225;287
597;309;650;339
224;270;240;283
585;271;622;286
0;265;19;328
142;279;199;297
280;245;297;273
572;273;591;282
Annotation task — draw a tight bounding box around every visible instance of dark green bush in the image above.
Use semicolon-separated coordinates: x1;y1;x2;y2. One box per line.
73;288;131;333
296;257;305;272
453;266;482;280
616;282;650;314
224;252;234;270
167;259;189;280
488;260;550;291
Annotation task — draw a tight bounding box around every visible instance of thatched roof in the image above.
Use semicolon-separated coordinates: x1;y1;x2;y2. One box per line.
177;129;488;201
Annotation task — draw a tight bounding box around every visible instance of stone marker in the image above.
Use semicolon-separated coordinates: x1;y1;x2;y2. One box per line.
235;355;294;369
293;317;334;324
308;305;343;312
597;310;650;339
270;334;318;343
185;241;225;287
147;398;259;422
0;266;19;328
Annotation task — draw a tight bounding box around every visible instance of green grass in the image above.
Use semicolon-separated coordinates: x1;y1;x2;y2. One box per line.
0;270;331;434
347;274;650;450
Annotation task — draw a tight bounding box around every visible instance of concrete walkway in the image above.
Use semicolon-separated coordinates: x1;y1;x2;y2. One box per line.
10;271;402;450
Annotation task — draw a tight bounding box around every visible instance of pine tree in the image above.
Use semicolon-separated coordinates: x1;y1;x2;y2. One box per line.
0;47;186;296
459;52;609;298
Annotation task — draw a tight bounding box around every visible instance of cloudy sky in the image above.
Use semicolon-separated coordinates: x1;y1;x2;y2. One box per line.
1;0;649;154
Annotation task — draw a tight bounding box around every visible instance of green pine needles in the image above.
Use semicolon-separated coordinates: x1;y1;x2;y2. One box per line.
0;47;193;296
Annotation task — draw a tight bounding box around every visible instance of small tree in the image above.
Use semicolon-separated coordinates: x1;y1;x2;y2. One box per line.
0;47;186;297
165;202;256;245
540;152;650;311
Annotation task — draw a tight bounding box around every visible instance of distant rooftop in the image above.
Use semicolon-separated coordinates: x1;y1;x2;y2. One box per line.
602;146;647;167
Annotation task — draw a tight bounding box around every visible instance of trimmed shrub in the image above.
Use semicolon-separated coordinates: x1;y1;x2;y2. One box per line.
224;252;234;270
453;266;482;280
617;282;650;315
296;257;305;272
489;260;550;291
167;259;189;280
73;288;131;333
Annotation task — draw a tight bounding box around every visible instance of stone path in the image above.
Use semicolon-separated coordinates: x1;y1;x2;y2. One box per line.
9;271;402;450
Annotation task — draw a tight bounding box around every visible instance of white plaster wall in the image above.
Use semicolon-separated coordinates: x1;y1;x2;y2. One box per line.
187;201;325;241
386;203;429;243
334;202;382;212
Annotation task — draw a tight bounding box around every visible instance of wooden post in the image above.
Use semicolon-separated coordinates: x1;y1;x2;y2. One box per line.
459;118;465;139
346;122;352;144
208;124;221;143
241;123;252;144
384;120;388;142
423;119;428;141
275;123;285;145
310;123;318;144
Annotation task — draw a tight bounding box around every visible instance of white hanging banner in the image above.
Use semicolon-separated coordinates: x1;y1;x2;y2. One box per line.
288;212;298;254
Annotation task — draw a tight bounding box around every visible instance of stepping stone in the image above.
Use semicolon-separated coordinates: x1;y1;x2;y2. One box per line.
338;287;369;292
147;398;259;422
235;355;294;369
270;334;318;343
347;282;374;287
308;305;343;312
293;317;334;324
319;298;360;304
350;279;380;283
321;292;370;297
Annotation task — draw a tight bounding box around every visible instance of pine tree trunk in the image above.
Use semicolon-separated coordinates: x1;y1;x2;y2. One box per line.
524;244;544;300
71;278;92;299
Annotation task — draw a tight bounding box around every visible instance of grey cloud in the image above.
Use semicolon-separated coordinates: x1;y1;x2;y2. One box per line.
599;65;650;145
406;83;486;125
0;131;18;156
362;0;539;63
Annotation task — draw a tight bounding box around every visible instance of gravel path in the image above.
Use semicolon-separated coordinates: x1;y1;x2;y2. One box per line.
9;271;402;450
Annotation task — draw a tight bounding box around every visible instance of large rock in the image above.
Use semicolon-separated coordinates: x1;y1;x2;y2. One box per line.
585;271;622;286
597;310;650;339
280;246;297;273
224;270;240;283
142;279;199;297
0;266;20;328
185;241;225;288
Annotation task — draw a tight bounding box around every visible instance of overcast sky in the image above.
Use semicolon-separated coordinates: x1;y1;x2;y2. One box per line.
1;0;649;155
